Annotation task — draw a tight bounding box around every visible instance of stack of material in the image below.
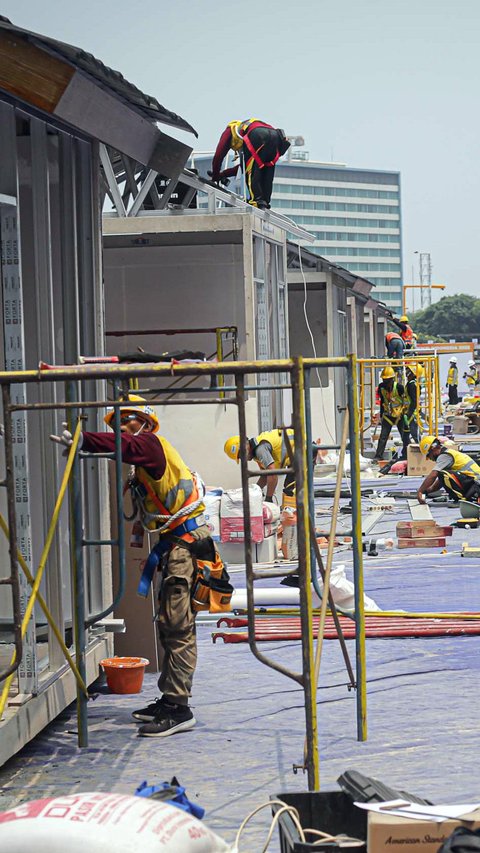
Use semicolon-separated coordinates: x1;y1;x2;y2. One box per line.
396;520;453;549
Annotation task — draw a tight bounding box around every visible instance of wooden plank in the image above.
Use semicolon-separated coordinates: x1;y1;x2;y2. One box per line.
0;31;73;113
396;521;453;538
397;537;447;549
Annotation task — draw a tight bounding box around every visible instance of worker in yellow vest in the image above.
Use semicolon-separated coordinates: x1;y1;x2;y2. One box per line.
463;359;477;392
417;435;480;504
446;357;459;405
209;118;290;209
224;429;319;502
51;395;229;739
373;365;411;461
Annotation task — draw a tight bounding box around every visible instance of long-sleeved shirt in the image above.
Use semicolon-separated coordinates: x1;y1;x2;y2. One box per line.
211;127;240;181
82;431;166;480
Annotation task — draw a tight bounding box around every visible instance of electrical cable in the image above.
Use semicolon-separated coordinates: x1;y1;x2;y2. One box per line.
233;798;365;851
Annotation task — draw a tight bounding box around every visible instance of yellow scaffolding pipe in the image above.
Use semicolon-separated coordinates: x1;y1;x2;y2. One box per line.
0;513;88;697
0;420;83;719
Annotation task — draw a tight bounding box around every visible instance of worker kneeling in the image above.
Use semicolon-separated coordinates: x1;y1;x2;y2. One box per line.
417;435;480;505
374;366;411;461
224;429;318;505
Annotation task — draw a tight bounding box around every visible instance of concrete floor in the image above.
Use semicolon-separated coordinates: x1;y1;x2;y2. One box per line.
0;477;479;850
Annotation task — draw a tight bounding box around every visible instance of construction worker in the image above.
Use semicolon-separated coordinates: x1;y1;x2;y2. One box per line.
373;365;410;461
404;362;423;443
209;119;290;209
51;395;221;739
417;435;480;504
463;359;477;392
446;356;459;405
385;331;405;360
388;313;415;350
224;429;319;503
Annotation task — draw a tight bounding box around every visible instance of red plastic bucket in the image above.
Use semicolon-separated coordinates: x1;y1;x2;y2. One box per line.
100;657;149;694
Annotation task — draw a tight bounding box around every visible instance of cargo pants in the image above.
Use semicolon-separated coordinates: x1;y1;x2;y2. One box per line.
156;524;210;706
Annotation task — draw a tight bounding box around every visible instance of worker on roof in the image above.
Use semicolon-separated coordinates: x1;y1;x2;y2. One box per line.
208;119;290;210
417;435;480;504
387;312;415;351
51;395;230;739
446;356;459;405
224;429;319;503
373;365;411;462
385;330;405;361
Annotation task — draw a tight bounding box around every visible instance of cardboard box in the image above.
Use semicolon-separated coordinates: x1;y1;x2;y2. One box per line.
407;444;435;477
368;810;480;853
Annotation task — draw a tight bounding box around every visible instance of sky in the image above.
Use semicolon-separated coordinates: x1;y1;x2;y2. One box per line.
3;0;480;308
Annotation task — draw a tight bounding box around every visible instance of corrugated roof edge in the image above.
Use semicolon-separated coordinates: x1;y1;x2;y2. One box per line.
0;16;198;137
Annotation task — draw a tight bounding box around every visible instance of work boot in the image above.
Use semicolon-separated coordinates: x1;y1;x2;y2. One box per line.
138;702;196;738
132;696;167;722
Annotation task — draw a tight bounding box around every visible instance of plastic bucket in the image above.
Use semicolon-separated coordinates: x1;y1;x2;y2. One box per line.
100;657;149;694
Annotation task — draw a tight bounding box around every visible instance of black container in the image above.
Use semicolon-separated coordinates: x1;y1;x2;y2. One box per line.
273;791;367;853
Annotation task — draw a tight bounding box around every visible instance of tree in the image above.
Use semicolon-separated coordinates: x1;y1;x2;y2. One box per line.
410;294;480;340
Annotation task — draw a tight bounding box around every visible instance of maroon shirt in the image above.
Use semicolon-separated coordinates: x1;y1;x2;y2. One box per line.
82;431;166;480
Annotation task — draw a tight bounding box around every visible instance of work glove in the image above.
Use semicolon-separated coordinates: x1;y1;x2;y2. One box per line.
49;422;83;456
207;170;230;187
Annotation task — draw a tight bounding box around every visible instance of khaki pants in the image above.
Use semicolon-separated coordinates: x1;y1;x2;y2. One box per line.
156;525;210;705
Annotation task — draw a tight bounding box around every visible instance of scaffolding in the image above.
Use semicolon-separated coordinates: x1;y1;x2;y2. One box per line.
359;356;442;451
0;355;366;790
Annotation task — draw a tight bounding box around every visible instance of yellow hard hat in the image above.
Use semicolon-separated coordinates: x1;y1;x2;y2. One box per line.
406;363;424;379
419;435;439;456
400;315;409;323
380;365;395;380
104;394;160;432
224;435;241;463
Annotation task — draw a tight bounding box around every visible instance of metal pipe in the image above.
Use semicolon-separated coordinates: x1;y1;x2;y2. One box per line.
347;355;367;742
235;373;302;685
85;382;126;628
66;385;88;747
0;511;88;696
105;326;238;337
312;410;350;688
0;414;83;717
0;384;23;683
291;357;319;791
0;356;351;385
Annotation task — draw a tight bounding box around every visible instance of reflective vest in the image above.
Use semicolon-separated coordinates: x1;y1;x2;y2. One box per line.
447;366;458;386
136;435;205;532
385;332;403;344
228;118;280;167
466;369;476;387
400;324;414;345
442;449;480;482
379;381;407;423
253;428;294;469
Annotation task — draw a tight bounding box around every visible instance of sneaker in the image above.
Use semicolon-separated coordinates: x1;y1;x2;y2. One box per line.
138;706;196;738
132;697;166;722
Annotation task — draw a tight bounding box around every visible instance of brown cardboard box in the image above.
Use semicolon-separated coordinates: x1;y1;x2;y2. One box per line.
368;810;480;853
407;444;435;477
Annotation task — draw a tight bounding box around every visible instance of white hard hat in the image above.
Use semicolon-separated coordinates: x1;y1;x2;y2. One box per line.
449;356;457;363
468;359;476;367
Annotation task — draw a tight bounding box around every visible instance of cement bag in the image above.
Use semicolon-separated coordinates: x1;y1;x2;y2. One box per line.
263;501;281;537
203;489;222;541
312;563;380;612
0;792;231;853
220;484;264;543
281;507;298;560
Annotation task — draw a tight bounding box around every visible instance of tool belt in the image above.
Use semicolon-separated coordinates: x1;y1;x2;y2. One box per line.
173;536;234;614
136;516;206;598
